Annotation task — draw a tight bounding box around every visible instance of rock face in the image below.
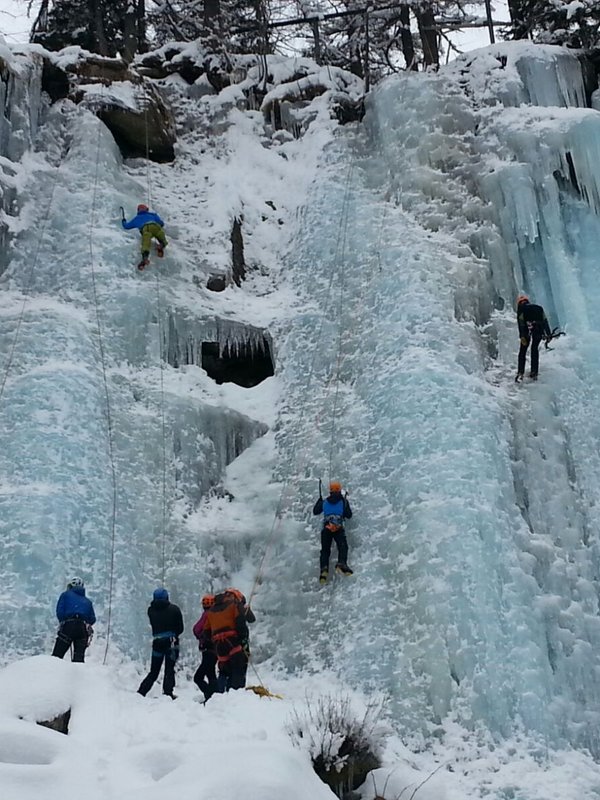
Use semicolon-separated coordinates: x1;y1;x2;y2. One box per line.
37;709;71;735
88;82;176;162
41;51;176;162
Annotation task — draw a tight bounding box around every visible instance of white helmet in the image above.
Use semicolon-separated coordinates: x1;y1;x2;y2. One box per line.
67;576;84;589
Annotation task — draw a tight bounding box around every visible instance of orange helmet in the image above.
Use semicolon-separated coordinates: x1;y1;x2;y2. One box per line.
329;481;342;493
516;294;529;306
226;588;246;604
137;203;149;213
201;594;215;609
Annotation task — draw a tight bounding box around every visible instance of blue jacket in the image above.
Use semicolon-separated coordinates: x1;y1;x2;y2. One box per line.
313;493;352;530
56;586;96;625
122;211;164;231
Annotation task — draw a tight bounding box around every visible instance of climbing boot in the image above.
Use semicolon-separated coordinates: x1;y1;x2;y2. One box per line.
529;372;538;381
515;372;524;383
138;250;150;271
156;243;165;258
319;568;328;585
336;563;354;577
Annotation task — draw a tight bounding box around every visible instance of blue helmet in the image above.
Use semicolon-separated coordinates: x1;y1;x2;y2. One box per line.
153;587;169;601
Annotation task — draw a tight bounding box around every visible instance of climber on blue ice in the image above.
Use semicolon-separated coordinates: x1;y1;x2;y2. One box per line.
313;480;353;583
137;588;184;699
51;577;96;663
120;203;168;271
515;294;553;382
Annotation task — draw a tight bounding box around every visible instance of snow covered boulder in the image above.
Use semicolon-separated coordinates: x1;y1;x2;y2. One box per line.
260;66;364;131
40;49;176;162
76;78;176;162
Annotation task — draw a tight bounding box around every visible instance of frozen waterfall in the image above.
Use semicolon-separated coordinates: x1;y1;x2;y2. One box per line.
2;38;600;785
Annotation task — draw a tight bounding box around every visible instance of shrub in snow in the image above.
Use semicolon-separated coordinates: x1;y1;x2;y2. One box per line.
286;693;384;798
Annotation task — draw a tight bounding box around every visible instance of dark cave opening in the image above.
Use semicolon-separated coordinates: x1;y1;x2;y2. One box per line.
201;339;274;387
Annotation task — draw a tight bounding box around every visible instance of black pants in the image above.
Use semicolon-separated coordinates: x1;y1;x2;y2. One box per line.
194;651;218;700
52;619;89;663
217;650;248;692
138;639;177;697
518;329;544;376
320;528;348;571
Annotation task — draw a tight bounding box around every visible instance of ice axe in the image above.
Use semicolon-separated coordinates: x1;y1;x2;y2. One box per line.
545;326;565;350
119;206;125;221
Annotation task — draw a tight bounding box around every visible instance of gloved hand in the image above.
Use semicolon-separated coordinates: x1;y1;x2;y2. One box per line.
520;337;528;346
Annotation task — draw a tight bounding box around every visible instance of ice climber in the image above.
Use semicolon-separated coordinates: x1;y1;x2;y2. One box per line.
313;481;353;583
51;577;96;663
137;588;184;699
200;589;251;692
515;294;552;382
121;203;168;271
192;594;219;702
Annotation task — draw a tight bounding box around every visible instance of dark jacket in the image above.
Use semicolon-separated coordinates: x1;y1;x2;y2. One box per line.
518;302;551;339
313;492;353;522
56;586;96;625
147;599;184;640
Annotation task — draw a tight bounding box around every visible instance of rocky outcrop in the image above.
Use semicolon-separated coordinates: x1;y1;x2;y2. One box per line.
40;51;176;162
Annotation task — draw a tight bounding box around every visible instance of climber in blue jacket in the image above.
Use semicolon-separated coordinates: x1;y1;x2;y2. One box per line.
51;577;96;663
121;203;168;271
313;481;353;583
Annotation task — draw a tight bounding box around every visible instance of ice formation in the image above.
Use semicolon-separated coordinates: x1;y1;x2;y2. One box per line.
2;36;600;798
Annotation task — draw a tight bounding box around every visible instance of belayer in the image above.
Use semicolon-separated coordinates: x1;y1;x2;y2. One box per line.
121;203;168;271
515;294;553;382
137;588;183;699
313;480;353;584
200;589;251;692
192;594;219;702
51;577;96;663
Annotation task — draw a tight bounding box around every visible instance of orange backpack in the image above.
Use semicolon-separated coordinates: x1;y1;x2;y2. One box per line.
205;592;243;663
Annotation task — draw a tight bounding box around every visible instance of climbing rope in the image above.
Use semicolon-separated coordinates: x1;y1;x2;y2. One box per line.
143;93;169;585
87;108;119;665
247;132;360;609
155;273;168;584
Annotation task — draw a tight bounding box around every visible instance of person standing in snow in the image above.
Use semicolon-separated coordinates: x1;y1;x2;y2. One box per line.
313;481;353;584
192;594;219;702
201;589;250;692
515;294;553;382
137;588;184;699
51;577;96;663
121;203;168;271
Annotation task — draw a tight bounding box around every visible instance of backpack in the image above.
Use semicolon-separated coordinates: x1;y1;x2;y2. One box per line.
206;592;244;663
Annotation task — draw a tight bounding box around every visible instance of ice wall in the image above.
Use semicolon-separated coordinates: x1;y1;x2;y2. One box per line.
263;43;600;758
0;55;268;660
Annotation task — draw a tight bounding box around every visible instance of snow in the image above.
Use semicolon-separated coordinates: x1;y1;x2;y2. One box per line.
2;35;600;800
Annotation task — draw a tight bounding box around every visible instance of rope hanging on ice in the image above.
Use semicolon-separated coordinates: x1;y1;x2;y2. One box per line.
143;91;169;585
87;98;119;666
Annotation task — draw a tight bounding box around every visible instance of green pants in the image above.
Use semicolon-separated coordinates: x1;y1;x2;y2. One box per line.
140;222;167;255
